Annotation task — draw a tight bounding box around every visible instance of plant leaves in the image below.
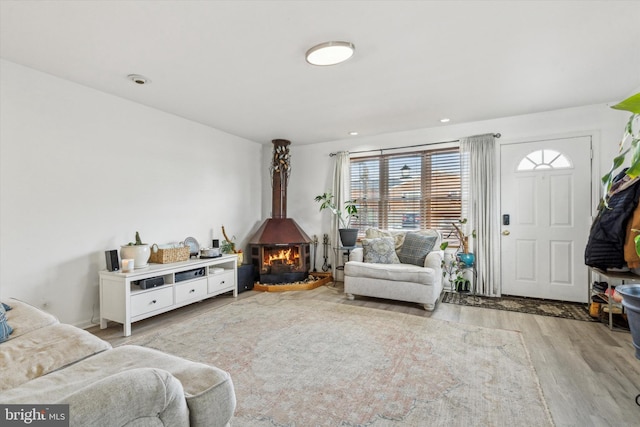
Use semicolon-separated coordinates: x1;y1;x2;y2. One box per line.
626;114;637;134
601;149;629;191
314;192;357;228
611;93;640;114
627;138;640;178
626;164;640;179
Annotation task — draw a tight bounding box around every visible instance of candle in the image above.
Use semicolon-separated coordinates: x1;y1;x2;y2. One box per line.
122;259;135;273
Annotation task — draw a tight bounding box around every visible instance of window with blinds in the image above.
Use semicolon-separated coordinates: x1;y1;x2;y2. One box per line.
350;147;461;241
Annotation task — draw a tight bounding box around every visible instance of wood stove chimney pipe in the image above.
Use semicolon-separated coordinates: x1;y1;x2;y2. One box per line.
271;139;291;219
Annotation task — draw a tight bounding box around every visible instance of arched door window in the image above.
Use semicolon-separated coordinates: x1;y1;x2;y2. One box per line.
516;149;572;171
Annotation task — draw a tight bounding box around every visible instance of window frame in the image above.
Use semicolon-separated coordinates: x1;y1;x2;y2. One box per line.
349;146;462;241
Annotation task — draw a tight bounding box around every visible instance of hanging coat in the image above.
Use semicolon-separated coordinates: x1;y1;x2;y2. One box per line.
585;172;640;269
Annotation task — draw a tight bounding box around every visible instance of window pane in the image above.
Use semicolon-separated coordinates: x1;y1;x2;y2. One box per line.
550;155;571;168
351;160;379;202
429;151;461;240
543;150;561;164
517;158;536;170
528;150;543;164
388;156;421;230
350;159;380;232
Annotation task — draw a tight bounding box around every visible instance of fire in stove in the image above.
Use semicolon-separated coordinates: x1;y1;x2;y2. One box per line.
265;247;299;266
261;245;303;275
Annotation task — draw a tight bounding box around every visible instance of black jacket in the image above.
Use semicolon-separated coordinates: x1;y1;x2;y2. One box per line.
585;172;640;269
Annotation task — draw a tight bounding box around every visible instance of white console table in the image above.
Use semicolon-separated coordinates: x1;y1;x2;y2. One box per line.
99;255;238;336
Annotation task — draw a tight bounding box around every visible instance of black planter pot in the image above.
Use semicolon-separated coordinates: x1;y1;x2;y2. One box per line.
339;228;358;247
454;279;470;293
617;284;640;360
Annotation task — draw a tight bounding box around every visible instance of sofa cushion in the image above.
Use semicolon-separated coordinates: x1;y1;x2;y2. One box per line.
362;237;400;264
345;261;435;284
0;303;13;343
398;232;437;266
3;298;59;340
365;228;406;250
0;323;111;392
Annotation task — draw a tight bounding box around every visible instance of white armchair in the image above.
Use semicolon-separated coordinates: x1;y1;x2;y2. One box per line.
344;229;444;311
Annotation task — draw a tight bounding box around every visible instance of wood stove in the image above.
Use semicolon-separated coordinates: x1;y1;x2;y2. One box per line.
249;140;312;284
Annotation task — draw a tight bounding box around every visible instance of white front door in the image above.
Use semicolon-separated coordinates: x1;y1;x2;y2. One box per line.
500;136;592;303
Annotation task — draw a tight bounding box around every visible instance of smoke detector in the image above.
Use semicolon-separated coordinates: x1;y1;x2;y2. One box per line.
127;74;150;85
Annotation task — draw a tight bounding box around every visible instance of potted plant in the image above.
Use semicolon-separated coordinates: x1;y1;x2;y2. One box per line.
314;192;358;247
120;231;151;269
441;255;470;292
441;219;476;266
608;92;640;359
221;225;243;264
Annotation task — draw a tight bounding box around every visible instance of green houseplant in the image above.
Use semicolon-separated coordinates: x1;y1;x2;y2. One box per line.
441;254;470;292
439;219;476;251
314;192;359;246
120;231;151;269
440;219;476;266
601;92;640;199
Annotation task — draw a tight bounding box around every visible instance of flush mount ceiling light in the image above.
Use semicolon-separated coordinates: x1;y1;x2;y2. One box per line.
305;41;355;66
440;118;451;123
127;74;150;85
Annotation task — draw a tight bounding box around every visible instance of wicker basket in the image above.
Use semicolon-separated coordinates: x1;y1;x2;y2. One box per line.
149;245;190;264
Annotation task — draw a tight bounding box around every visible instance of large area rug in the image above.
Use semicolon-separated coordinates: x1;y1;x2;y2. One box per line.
442;291;596;322
125;292;553;426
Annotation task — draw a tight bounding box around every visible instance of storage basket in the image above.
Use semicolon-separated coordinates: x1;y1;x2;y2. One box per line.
149;245;190;264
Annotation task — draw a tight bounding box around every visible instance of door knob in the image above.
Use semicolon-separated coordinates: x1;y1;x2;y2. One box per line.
502;230;510;236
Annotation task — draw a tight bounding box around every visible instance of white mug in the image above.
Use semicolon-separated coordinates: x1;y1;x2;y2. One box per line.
122;259;135;273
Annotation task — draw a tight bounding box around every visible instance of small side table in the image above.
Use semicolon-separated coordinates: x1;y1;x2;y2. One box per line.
333;246;356;280
443;249;476;293
459;263;477;293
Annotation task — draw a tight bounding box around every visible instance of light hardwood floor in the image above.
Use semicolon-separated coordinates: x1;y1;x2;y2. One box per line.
89;284;640;427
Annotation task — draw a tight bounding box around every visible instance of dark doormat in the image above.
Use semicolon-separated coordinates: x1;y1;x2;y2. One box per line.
441;291;598;322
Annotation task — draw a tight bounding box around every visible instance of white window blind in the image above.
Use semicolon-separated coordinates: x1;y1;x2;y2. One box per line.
350;147;461;240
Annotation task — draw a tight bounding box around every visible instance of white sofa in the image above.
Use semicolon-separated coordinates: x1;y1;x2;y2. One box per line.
344;228;444;311
0;298;236;427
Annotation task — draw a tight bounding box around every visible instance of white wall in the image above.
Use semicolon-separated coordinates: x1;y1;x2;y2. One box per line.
282;101;629;270
2;57;631;323
0;60;263;326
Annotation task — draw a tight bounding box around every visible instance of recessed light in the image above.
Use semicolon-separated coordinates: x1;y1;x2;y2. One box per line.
440;118;450;123
349;131;359;136
127;74;150;85
306;41;355;66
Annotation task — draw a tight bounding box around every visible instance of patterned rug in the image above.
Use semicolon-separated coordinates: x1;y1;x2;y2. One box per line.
441;291;596;322
125;292;553;426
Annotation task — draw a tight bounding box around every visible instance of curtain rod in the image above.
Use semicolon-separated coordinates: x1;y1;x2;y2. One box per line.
329;133;501;157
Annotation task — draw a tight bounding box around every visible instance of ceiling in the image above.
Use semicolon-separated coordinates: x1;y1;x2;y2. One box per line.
1;1;639;145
